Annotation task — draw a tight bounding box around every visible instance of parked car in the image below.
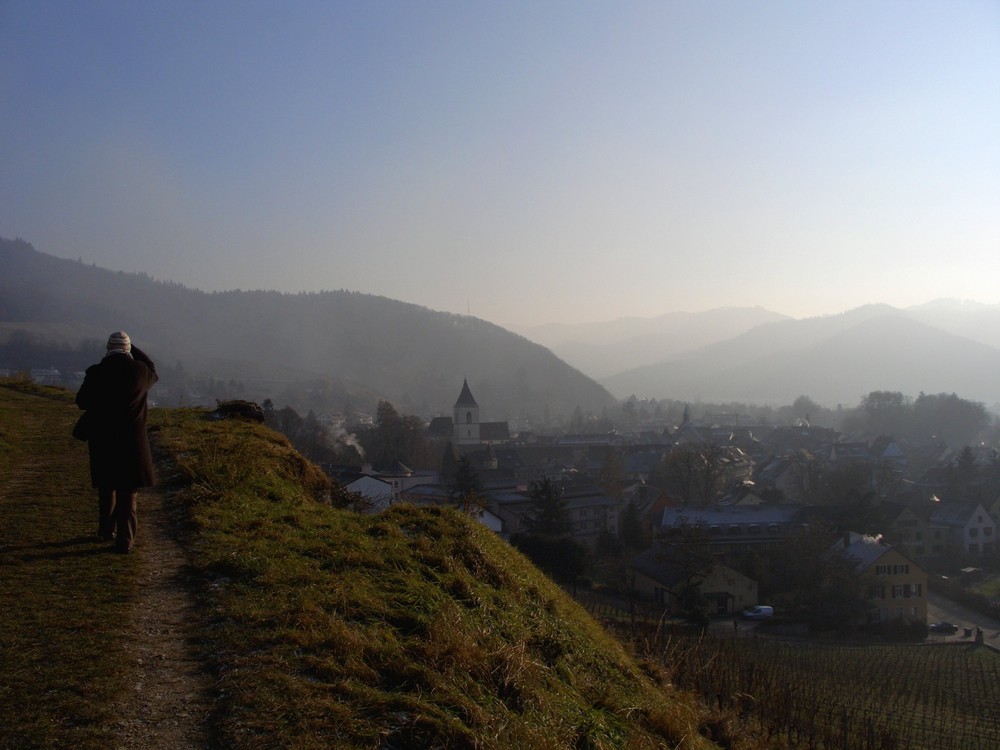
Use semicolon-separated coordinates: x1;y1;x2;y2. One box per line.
929;622;958;634
741;605;774;620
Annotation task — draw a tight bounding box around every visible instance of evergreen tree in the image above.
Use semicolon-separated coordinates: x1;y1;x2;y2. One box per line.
449;454;484;512
619;500;646;551
529;477;568;535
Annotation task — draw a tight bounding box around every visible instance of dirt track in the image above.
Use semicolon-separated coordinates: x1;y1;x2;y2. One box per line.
108;482;214;749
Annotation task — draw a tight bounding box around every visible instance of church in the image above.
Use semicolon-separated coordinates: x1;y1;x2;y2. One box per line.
427;379;510;446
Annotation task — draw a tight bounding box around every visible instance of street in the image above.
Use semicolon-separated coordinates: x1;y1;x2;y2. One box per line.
927;591;1000;649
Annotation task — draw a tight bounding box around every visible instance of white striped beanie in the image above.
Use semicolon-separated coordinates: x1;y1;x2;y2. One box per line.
107;331;131;352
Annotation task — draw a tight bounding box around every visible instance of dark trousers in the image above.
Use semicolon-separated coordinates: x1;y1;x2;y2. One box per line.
98;487;138;550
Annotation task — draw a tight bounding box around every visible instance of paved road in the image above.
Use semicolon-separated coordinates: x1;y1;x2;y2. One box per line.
927;591;1000;649
705;593;1000;648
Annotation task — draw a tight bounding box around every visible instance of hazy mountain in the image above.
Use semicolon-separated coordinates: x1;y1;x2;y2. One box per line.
0;239;616;420
602;306;1000;408
904;299;1000;350
517;307;790;378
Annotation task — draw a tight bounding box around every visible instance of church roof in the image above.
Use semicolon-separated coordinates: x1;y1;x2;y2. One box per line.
454;379;478;408
480;422;510;441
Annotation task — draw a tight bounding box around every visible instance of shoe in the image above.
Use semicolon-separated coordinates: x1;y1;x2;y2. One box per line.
112;545;132;554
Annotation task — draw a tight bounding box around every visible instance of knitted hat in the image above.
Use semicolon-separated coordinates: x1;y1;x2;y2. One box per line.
107;331;131;352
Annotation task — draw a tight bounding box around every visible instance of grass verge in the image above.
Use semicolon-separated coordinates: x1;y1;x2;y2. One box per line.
0;382;144;748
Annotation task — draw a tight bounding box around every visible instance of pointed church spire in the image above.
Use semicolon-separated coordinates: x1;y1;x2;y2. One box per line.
454;378;478;408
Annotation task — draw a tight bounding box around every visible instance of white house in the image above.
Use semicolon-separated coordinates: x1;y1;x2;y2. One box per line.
344;475;394;514
929;501;997;557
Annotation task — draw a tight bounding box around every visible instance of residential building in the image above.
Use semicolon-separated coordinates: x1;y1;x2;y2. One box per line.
928;501;997;557
630;543;758;616
829;532;928;625
658;504;805;558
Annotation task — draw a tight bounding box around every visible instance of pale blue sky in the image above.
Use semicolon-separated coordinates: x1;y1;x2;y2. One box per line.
2;1;998;328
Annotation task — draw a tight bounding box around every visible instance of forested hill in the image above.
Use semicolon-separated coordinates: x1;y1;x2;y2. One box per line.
0;238;615;419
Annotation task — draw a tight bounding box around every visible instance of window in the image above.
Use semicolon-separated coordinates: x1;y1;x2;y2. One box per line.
748;524;761;534
729;525;741;535
970;528;979;538
986;527;994;537
915;532;923;541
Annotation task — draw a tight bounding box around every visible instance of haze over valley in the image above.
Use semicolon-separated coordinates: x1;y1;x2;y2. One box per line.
3;238;999;423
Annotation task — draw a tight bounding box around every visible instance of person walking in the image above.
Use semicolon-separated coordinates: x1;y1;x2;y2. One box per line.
75;331;158;553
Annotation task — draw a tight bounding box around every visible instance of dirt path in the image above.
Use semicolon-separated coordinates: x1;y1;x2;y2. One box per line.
109;482;215;749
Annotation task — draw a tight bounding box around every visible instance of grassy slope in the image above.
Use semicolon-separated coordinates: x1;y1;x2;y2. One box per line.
0;384;725;750
0;383;144;747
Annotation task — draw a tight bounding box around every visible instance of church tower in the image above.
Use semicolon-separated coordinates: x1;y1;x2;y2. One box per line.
453;378;481;445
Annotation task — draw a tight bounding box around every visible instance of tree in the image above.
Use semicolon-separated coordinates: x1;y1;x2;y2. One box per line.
596;446;625;505
656;445;728;505
619;500;647;551
449;455;484;512
654;447;699;503
676;579;711;627
440;441;457;481
528;477;568;535
860;390;911;436
360;400;435;469
298;409;331;462
789;395;823;425
912;392;989;446
369;400;405;465
948;445;981;500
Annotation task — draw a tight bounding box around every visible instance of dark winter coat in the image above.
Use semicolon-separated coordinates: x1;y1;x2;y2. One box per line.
75;346;158;489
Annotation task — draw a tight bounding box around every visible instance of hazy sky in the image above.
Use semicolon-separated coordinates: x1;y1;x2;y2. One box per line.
2;1;998;329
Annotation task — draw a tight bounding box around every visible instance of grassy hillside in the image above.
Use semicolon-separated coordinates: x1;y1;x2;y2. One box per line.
0;382;732;749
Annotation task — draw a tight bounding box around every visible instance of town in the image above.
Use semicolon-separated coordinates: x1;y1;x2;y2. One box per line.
238;378;999;641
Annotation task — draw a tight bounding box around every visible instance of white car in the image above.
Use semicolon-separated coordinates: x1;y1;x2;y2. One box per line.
741;605;774;620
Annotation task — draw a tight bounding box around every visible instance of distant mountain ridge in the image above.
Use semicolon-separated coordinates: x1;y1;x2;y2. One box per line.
601;304;1000;409
0;238;616;420
518;307;791;378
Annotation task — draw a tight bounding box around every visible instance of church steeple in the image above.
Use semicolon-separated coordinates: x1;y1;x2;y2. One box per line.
453;379;481;444
454;378;478;409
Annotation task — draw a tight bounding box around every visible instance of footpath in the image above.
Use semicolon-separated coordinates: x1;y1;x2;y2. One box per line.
109;477;214;749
